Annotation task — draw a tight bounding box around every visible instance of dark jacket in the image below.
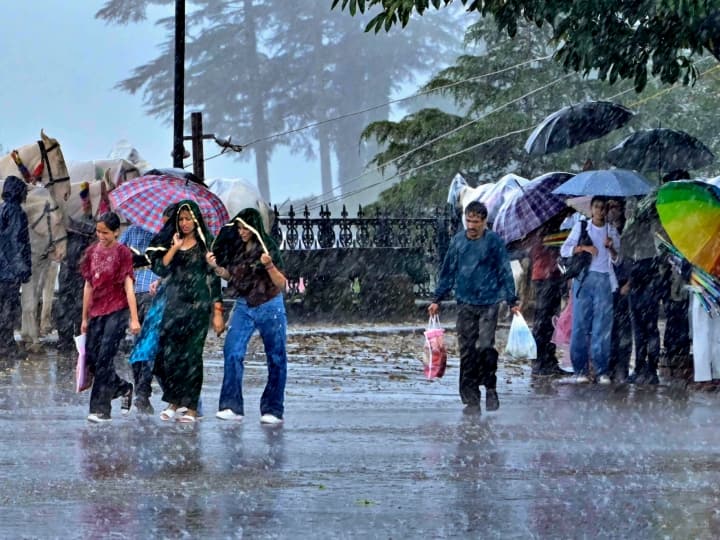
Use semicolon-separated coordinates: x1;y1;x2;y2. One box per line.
0;176;31;283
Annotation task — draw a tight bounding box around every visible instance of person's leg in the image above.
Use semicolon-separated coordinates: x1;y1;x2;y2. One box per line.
532;280;562;373
89;310;132;417
0;283;21;357
456;304;481;406
476;304;499;389
255;295;289;419
570;277;593;376
610;290;632;381
589;274;614;377
218;302;255;416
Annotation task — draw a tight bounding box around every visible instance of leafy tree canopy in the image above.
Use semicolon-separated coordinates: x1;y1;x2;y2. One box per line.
332;0;720;91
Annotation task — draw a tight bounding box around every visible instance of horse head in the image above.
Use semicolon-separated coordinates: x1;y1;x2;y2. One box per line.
0;131;72;211
25;186;67;262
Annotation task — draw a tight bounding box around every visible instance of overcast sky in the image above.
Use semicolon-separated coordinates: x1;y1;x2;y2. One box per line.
0;1;320;201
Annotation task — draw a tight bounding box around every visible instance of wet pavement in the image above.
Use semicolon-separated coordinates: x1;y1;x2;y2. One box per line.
2;323;720;539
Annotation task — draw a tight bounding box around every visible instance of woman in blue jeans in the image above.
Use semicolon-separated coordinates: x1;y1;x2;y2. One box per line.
560;197;621;384
207;208;288;425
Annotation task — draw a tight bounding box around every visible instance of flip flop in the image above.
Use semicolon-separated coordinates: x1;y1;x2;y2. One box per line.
178;414;197;423
160;408;176;421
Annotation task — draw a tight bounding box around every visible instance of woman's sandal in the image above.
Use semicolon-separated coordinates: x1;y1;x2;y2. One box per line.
160;408;176;421
178;413;197;423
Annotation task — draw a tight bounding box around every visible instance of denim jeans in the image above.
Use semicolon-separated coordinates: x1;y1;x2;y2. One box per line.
570;271;613;377
219;295;288;418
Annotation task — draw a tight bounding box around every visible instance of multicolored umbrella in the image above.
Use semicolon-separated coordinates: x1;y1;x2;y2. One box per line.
493;172;574;245
656;180;720;277
108;174;230;235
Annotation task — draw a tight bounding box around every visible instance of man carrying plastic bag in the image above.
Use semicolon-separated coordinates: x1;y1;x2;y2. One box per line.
429;201;521;414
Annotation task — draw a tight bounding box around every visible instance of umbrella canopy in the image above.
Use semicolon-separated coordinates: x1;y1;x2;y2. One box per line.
525;101;635;156
108;174;230;235
552;169;653;197
607;128;715;173
480;173;530;225
493;172;574;244
656;180;720;277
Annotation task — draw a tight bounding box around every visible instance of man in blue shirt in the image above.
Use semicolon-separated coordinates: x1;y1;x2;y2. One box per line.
429;201;520;413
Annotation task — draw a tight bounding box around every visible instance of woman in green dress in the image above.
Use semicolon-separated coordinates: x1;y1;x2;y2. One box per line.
146;200;225;422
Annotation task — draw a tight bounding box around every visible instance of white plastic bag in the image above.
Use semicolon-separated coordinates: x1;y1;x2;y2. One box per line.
504;313;537;360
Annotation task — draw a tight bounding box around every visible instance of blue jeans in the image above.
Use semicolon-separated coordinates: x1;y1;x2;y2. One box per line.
570;271;613;376
219;295;288;418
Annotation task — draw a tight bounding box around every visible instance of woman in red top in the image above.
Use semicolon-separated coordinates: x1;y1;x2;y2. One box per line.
80;212;141;423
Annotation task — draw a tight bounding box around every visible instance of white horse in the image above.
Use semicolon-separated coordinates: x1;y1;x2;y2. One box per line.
39;159;143;335
447;172;530;225
206;177;273;231
0;132;71;350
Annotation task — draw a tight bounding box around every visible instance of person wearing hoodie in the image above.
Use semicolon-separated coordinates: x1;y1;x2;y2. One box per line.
206;207;288;425
0;176;31;360
145;200;224;423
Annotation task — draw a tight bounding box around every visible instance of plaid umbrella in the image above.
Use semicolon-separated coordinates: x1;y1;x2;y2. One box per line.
108;174;230;235
493;172;574;245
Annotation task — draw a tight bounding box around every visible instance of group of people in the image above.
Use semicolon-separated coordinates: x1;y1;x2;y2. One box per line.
430;172;700;415
1;176;290;425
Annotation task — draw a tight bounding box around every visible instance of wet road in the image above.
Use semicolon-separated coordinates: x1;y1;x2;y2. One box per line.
1;324;720;539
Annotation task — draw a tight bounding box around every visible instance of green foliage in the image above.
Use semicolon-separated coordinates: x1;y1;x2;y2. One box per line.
361;17;720;213
332;0;720;92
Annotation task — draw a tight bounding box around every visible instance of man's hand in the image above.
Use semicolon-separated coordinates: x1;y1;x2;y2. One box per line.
428;302;440;316
510;305;522;316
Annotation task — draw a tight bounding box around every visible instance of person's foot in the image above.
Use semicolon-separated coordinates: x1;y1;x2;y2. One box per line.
598;375;612;385
134;397;154;415
462;403;481;415
485;389;499;411
574;374;590;384
87;413;112;423
216;409;244;421
260;413;283;425
536;364;572;377
120;384;133;415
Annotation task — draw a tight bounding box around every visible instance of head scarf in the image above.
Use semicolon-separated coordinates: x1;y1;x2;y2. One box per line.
211;207;282;269
146;199;214;262
2;175;28;204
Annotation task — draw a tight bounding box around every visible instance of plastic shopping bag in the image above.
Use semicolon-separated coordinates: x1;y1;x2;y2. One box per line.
74;334;93;393
423;315;447;379
504;313;537;360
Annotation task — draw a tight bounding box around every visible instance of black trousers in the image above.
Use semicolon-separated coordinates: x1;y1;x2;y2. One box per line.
629;258;661;373
457;304;499;405
0;282;21;356
659;267;690;364
609;288;632;378
531;279;563;370
87;309;132;417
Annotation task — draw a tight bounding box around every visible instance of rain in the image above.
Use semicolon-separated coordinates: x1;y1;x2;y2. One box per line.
3;1;720;538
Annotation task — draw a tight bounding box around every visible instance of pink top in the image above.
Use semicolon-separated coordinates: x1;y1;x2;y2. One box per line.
80;242;134;318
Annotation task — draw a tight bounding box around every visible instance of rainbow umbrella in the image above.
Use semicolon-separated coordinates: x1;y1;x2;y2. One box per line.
655;180;720;277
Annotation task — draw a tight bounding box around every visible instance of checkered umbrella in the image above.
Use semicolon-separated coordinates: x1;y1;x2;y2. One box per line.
108;174;230;235
493;172;575;245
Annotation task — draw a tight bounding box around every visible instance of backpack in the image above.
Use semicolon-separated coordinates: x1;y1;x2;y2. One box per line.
557;221;593;280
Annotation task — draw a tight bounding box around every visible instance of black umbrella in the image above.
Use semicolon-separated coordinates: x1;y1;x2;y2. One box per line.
606;128;715;174
525;101;635;156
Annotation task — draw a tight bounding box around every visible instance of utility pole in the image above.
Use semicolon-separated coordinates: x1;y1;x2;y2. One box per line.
185;112;215;182
172;0;186;168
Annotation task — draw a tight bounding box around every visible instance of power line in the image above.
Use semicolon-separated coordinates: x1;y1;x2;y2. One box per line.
237;55;554;149
303;72;575;208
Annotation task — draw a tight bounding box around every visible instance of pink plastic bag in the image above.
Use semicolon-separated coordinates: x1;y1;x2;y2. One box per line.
74;334;93;393
423;316;447;379
552;296;573;367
